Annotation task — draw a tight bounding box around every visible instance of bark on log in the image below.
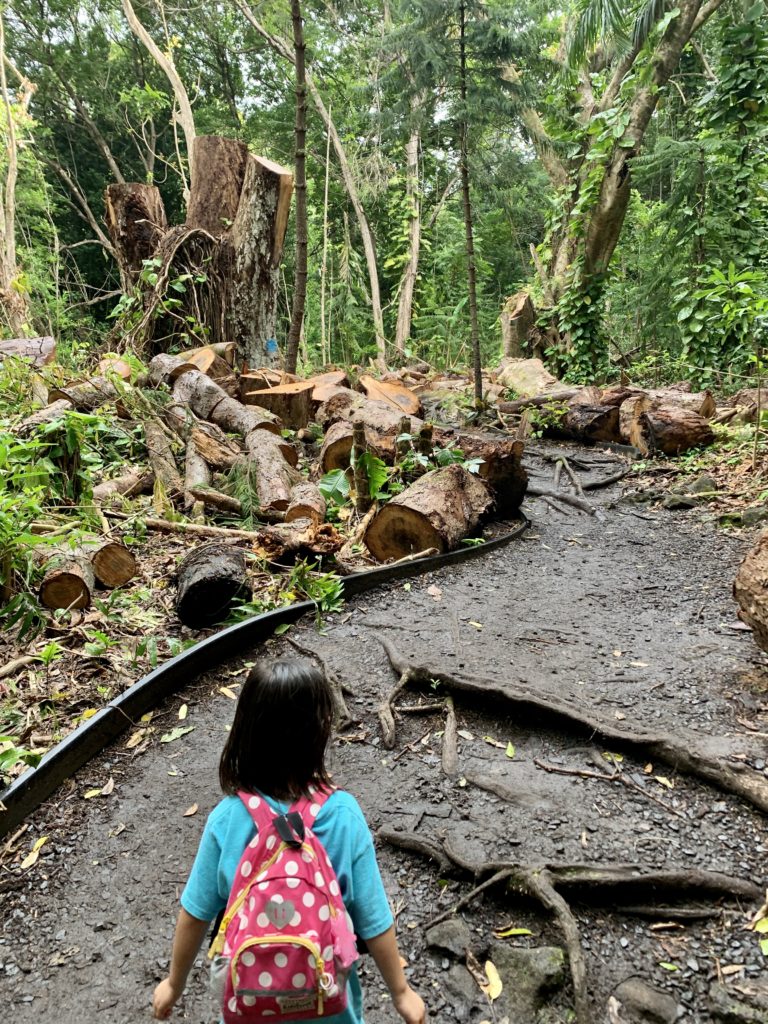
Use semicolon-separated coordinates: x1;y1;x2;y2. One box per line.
142;418;183;496
285;483;327;525
104;183;167;290
619;398;715;456
241;380;314;429
0;336;56;367
497;389;580;415
18;399;73;435
646;388;716;419
184;437;211;509
446;434;528;512
170;366;282;436
147;353;198;387
39;554;95;610
734;531;768;654
364;465;494;562
47;377;120;411
318;420;393;473
244;428;299;469
175;542;249;628
317;390;424;437
88;540;138;588
560;400;621;444
358;374;423;417
242;433;301;512
93;468;155;504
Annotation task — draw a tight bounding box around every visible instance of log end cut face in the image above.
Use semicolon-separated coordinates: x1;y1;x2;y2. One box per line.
39;572;91;610
364;503;446;561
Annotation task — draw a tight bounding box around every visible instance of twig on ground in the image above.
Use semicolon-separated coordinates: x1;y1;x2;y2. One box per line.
533;758;688;820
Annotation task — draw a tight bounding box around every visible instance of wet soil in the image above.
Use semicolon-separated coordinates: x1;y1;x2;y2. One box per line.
1;443;767;1024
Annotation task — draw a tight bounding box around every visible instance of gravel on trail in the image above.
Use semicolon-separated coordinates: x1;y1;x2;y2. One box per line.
1;443;766;1024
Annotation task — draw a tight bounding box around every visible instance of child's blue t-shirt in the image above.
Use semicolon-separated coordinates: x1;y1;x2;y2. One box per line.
181;789;394;1024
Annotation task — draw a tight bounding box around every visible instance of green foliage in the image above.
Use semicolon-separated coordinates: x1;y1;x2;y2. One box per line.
226;558;344;627
318;469;351;505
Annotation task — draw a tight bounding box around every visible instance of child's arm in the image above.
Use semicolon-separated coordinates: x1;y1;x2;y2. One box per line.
152;907;212;1020
366;925;427;1024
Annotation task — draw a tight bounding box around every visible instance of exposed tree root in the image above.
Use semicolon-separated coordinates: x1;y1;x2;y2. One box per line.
375;636;768;814
442;695;458;778
526;484;596;515
378;828;762;1024
283;636;355;728
377;669;417;749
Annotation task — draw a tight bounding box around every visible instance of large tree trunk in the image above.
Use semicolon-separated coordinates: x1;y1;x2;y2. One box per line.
107;136;293;367
364;464;494;562
459;1;482;407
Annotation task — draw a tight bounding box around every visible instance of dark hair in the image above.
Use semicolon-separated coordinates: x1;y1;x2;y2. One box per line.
219;657;334;800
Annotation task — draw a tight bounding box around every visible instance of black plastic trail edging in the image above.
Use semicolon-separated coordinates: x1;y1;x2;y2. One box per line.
0;517;529;838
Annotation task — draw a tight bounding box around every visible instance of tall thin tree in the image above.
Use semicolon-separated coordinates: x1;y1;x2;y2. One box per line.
285;0;307;373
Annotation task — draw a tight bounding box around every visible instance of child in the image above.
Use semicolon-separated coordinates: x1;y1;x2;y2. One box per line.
152;657;426;1024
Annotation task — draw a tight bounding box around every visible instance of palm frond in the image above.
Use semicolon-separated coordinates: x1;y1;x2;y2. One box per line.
631;0;670;51
568;0;628;67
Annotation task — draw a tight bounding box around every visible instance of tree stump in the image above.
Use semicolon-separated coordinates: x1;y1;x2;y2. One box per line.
364;464;494;561
175;543;249;628
104;183;168;290
241;380;314;429
501;291;536;359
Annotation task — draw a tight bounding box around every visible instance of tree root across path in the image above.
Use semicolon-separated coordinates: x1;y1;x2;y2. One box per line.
375;636;768;815
379;828;762;1024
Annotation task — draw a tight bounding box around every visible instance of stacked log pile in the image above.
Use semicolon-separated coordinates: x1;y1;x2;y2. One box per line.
15;350;529;627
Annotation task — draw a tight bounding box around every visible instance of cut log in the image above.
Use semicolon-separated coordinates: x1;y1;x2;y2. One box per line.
317;390;424;437
496;357;564;397
187;486;244;517
242;432;301;512
97;356;134;381
142;418;183;496
364;465;494;562
318;420;393;473
445;435;528;512
501;291;536;359
620;398;715;456
39;553;95;610
728;389;768;423
147;353;198;388
285;483;327;525
47;377;120;411
180;342;236;367
497;389;580;415
239;368;299;395
170;366;282;436
180;347;233;381
241;380;314;429
734;530;768;654
175;542;249;628
93;468;155;504
88;540;138;588
358;374;423;417
184;437;211;509
244;428;298;469
104;182;168;290
0;336;56;367
18;398;73;435
646;388;716;419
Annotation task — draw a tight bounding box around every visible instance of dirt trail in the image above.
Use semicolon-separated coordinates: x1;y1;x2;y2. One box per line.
1;445;766;1024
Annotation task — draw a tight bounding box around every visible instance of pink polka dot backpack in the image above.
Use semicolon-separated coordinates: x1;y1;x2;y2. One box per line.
209;787;359;1021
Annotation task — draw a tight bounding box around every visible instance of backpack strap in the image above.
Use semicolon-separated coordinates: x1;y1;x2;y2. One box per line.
290;784;336;828
238;790;278;837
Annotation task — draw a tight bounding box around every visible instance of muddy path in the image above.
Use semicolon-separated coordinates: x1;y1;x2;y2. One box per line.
1;444;767;1024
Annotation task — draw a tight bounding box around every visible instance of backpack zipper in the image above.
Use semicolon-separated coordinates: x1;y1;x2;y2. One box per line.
230;934;329;1014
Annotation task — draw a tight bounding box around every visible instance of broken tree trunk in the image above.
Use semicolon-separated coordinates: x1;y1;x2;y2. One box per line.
364;464;494;562
168;364;282;436
108;137;293;365
47;377;121;412
251;518;343;562
446;434;528;512
18;398;73;435
500;292;536;359
104;183;168;290
243;431;301;512
317;390;424;437
559;397;621;444
175;542;249;628
496;357;564;396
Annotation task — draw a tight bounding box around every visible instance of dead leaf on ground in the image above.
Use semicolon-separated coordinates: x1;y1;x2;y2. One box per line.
427;584;442;602
219;686;238;700
178;703;189;720
20;835;48;870
183;803;199;817
101;777;115;796
482;960;503;1001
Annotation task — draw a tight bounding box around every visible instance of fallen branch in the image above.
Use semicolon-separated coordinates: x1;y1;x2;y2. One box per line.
533;758;688;820
526;485;595;515
375;636;768;814
0;656;36;680
103;510;268;542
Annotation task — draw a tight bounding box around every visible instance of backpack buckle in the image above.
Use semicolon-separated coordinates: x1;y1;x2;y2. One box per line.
274;811;305;847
